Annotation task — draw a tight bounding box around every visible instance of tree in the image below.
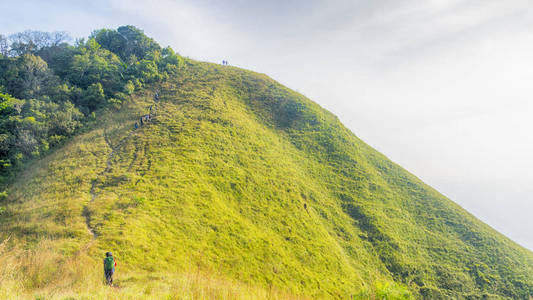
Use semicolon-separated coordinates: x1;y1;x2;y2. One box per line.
0;91;19;167
67;39;123;93
159;46;182;75
18;54;53;98
117;25;161;60
46;83;79;103
48;101;83;136
0;54;57;99
0;35;8;57
15;127;38;156
49;31;71;46
90;29;125;57
123;80;135;95
8;30;70;56
137;58;161;83
37;43;76;77
92;26;161;61
80;83;106;113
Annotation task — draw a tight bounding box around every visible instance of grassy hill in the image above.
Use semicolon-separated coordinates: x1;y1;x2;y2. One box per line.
1;57;533;299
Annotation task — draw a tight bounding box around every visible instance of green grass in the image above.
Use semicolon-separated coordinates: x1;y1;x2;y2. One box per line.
1;58;532;299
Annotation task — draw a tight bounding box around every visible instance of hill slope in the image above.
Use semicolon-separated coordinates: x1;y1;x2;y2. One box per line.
2;58;533;299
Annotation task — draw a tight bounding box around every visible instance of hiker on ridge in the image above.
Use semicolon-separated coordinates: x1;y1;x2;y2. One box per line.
103;252;117;285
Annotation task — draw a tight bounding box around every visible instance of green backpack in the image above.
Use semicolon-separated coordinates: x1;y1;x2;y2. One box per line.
104;257;114;270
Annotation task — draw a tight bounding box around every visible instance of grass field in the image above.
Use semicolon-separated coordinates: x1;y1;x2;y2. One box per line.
1;58;532;299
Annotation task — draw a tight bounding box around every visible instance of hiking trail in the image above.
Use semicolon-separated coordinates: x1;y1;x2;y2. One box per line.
81;90;162;248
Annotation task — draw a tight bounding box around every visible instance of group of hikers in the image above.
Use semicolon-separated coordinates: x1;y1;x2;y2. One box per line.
221;60;229;66
106;91;162;286
134;91;159;130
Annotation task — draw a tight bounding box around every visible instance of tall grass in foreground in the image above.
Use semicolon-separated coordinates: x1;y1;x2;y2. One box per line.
0;237;412;299
0;237;307;300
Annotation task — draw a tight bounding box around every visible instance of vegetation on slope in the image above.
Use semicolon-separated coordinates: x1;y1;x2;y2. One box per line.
0;27;533;299
0;26;181;182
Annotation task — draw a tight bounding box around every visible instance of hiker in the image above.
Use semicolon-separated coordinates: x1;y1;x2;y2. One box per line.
134;122;139;129
149;105;153;113
140;116;144;126
103;252;117;285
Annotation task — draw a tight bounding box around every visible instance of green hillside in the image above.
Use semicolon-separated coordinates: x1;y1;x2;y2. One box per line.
1;27;533;299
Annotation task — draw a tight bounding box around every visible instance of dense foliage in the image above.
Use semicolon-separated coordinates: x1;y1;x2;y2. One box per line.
0;26;182;182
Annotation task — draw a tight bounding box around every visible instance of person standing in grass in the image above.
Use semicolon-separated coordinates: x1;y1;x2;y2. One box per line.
104;252;117;285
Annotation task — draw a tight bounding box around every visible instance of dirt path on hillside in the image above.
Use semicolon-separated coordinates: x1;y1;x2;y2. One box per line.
81;90;162;249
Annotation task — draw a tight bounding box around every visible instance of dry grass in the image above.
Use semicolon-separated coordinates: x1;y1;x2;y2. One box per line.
0;237;309;300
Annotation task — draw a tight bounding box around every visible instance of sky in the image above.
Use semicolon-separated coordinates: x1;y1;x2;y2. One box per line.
2;0;533;249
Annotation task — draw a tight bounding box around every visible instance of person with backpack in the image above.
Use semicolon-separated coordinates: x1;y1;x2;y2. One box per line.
103;252;117;285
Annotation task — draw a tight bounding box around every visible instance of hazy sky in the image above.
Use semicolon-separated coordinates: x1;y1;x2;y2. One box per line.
2;0;533;249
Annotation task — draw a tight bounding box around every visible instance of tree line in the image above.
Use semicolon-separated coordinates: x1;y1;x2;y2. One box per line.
0;26;182;183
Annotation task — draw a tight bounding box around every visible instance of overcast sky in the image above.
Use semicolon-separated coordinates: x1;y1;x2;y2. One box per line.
2;0;533;250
